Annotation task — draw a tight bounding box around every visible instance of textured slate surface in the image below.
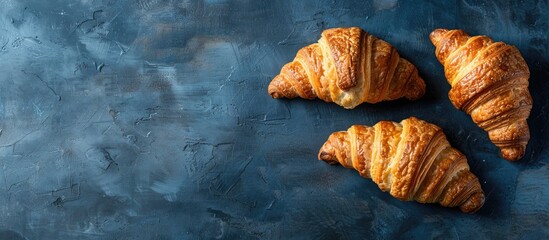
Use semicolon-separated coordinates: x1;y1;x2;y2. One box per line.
0;0;548;239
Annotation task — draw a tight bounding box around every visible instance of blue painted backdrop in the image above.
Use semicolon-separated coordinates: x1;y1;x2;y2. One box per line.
0;0;547;239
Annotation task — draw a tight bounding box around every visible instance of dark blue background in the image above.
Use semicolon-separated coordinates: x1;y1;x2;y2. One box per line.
0;0;547;239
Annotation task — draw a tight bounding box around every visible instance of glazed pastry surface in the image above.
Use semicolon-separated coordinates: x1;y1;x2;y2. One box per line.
269;27;425;109
430;28;532;161
318;117;485;213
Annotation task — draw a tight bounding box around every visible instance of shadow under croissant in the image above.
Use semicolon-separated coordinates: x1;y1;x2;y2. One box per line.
518;46;549;165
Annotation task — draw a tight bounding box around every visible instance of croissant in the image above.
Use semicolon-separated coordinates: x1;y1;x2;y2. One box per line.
318;117;485;213
268;27;426;109
430;29;532;161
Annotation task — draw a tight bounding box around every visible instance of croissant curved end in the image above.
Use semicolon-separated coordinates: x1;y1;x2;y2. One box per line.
429;28;449;46
404;74;426;100
459;191;485;213
500;145;526;162
318;137;339;165
268;76;283;98
268;87;281;99
268;75;295;99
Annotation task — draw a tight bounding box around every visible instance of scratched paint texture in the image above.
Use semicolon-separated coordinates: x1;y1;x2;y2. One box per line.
0;0;547;239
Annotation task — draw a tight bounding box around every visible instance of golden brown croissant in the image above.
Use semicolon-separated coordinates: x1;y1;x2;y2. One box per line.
430;29;532;161
318;117;485;213
268;27;426;109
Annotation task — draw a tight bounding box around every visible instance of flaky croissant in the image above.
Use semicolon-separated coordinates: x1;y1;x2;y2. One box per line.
318;117;485;213
430;29;532;161
268;27;426;109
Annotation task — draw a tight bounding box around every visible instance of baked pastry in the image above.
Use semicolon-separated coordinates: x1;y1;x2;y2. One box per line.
268;27;425;109
318;117;485;213
430;28;532;161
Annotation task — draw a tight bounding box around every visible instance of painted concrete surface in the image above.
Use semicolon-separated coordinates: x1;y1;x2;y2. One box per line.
0;0;548;239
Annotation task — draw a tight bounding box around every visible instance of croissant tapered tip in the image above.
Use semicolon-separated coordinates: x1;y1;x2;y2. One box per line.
500;145;526;161
268;75;283;98
429;28;449;46
459;191;485;213
268;75;297;99
318;138;339;164
404;73;426;101
318;150;335;162
268;86;282;99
